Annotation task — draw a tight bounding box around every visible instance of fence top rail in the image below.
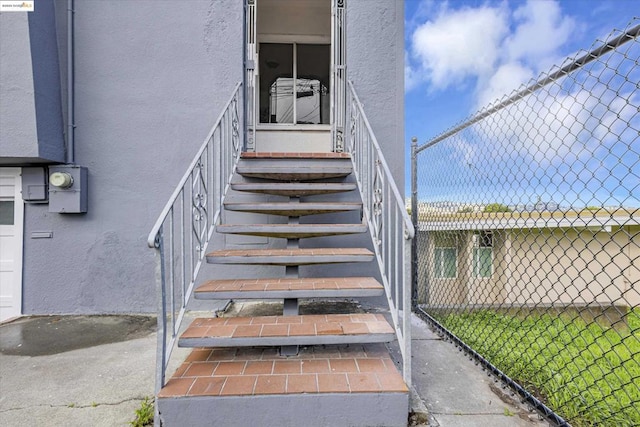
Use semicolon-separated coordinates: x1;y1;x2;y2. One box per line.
348;80;415;239
146;82;242;248
415;21;640;155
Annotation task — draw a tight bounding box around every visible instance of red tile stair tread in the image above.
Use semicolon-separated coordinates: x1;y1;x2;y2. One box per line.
241;152;351;159
159;345;408;398
207;248;373;257
180;314;393;340
195;277;383;293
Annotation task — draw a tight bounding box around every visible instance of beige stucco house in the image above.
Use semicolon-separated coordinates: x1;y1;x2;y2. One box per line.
417;210;639;312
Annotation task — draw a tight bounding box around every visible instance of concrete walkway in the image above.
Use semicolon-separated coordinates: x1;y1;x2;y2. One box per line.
409;313;547;427
0;316;161;427
0;314;548;426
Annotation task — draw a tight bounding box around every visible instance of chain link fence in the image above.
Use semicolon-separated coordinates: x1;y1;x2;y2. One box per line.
411;20;639;427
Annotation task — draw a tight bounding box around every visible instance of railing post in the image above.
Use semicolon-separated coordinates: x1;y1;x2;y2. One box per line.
154;232;167;427
411;137;419;308
147;84;243;425
403;236;412;387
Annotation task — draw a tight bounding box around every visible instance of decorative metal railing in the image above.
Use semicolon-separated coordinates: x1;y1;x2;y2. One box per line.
147;83;242;399
346;81;415;385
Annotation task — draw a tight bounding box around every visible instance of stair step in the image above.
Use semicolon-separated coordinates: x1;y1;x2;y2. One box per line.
178;314;395;348
206;248;374;266
157;344;408;427
195;277;384;299
230;182;356;197
158;343;406;398
241;152;351;159
216;223;367;238
237;165;352;181
224;202;362;216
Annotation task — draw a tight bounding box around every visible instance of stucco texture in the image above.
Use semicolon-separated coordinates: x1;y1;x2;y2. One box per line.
0;12;39;160
23;0;242;314
419;226;639;309
21;0;404;314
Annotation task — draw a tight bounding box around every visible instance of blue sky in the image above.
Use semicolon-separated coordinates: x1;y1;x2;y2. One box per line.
404;0;639;208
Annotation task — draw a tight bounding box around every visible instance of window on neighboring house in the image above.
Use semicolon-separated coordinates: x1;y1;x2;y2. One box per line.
473;231;493;278
434;247;457;278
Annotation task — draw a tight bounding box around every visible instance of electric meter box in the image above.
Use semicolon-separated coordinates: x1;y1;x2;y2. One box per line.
21;167;48;202
48;165;88;213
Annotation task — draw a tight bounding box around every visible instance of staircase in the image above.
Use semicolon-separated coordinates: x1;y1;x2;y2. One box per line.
156;153;409;427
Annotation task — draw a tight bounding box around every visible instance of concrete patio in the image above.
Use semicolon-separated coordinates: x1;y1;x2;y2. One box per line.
0;311;547;427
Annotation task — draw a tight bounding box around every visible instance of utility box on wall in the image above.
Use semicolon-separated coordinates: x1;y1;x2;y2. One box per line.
21;167;48;202
48;165;88;213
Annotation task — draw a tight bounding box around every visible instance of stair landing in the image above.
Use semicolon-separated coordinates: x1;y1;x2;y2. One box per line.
159;343;407;398
157;343;408;427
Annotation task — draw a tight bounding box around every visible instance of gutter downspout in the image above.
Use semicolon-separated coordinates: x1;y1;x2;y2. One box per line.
66;0;75;164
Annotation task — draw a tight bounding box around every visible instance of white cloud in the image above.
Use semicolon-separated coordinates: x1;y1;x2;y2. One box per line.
473;79;639;171
505;0;576;69
406;0;577;108
410;4;508;90
477;62;534;107
405;52;422;91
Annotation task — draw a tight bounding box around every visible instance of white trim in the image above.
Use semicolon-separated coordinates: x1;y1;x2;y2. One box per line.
418;214;638;232
293;43;297;123
256;124;331;131
0;167;23;322
259;34;330;44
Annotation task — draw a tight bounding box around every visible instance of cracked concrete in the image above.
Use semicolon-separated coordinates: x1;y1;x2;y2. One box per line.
1;312;553;427
0;316;156;427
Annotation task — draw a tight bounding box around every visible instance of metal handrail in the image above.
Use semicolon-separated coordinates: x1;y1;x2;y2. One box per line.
346;80;414;385
347;82;415;239
147;83;242;422
147;82;243;248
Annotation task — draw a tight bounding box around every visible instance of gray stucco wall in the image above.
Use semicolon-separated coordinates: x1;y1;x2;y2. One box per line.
22;0;243;314
20;0;403;315
348;0;405;190
0;3;65;164
0;12;39;161
303;0;405;291
27;0;66;163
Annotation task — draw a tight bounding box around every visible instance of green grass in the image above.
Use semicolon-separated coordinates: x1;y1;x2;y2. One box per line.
433;309;640;427
130;397;154;427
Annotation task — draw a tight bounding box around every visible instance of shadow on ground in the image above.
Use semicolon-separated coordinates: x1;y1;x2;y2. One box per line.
222;298;366;317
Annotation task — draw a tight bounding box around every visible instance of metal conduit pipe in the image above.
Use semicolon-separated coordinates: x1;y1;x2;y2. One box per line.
66;0;75;164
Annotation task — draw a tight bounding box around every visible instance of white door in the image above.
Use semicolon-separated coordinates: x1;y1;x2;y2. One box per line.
252;0;335;152
0;168;24;322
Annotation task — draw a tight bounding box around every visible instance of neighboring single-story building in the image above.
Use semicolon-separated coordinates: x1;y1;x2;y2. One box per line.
416;210;639;311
